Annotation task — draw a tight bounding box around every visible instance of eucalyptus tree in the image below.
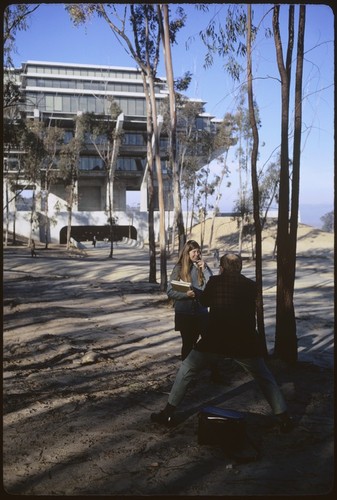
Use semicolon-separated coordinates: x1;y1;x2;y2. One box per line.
58;114;85;250
231;95;253;254
157;4;187;253
320;211;334;233
3;111;26;245
175;99;206;237
196;162;213;250
272;5;306;363
3;4;38;244
3;3;40;68
18;120;46;245
259;160;280;230
207;112;237;250
198;4;268;354
39;123;65;249
78;100;123;258
66;4;173;288
246;4;268;355
180;156;200;236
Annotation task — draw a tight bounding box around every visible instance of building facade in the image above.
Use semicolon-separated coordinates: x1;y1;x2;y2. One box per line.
4;61;220;244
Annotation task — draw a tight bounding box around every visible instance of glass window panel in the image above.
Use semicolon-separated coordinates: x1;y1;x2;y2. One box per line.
118;98;128;114
62;96;70;112
70;96;78;113
128;99;136;115
45;95;53;111
136;99;145;116
87;97;96;112
79;96;87;110
54;96;62;111
95;99;104;114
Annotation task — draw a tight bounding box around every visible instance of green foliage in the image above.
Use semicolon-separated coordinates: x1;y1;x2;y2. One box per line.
3;4;37;112
57;116;85;186
196;4;258;81
166;5;186;44
320;211;334;233
19;121;46;181
174;71;192;92
130;4;160;68
3;80;23;110
3;4;40;67
65;4;97;26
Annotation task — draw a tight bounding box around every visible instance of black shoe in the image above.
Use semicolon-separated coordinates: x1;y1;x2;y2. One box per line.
279;416;296;433
151;410;175;427
276;412;296;433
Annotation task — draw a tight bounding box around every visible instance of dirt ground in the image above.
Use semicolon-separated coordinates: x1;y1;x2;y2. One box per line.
2;224;334;497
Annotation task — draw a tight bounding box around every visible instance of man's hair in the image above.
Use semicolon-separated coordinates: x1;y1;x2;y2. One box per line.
220;253;242;273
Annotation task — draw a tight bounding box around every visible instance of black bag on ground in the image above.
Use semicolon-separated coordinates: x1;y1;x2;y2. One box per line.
198;406;246;454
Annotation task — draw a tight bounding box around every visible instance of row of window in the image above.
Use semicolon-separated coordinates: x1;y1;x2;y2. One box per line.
79;156;146;172
7;156;169;174
26;92;152;116
26;65;143;80
26;77;150;94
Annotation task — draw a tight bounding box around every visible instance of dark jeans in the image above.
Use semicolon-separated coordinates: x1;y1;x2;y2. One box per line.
168;349;288;416
175;313;209;361
180;329;199;360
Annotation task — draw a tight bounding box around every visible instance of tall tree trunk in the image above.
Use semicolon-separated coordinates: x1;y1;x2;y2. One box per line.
148;75;167;291
29;187;37;246
43;176;49;249
66;182;74;250
289;5;305;286
141;75;157;282
247;5;267;356
108;172;114;259
273;5;298;363
4;176;9;247
107;113;123;259
12;199;17;245
158;4;185;254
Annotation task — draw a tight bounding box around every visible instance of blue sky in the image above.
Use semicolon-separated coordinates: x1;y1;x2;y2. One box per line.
9;3;334;226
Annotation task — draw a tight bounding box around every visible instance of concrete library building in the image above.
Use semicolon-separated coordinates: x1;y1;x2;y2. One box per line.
4;60;220;246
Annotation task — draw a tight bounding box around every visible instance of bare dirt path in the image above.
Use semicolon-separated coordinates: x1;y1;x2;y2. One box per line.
3;238;334;496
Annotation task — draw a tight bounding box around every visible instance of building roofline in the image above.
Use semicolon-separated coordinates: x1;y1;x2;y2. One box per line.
23;60;147;73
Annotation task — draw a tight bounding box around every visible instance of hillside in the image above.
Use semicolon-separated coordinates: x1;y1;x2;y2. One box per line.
186;217;334;259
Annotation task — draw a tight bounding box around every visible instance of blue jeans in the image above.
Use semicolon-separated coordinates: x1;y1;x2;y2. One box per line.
167;349;288;416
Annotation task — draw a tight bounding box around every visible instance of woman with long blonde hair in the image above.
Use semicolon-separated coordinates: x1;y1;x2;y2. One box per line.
167;240;212;361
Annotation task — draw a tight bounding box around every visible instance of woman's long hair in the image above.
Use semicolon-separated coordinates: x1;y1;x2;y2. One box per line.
177;240;203;284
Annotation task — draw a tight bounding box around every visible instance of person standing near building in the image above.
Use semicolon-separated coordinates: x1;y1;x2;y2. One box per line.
152;253;294;432
92;235;97;247
30;239;37;257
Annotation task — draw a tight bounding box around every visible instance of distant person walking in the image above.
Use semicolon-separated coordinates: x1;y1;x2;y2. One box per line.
92;235;97;247
30;239;37;258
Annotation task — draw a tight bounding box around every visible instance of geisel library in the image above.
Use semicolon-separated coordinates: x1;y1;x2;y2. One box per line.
4;60;221;245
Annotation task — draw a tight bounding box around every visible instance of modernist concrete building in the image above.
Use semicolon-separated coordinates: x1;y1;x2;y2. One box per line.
3;61;220;244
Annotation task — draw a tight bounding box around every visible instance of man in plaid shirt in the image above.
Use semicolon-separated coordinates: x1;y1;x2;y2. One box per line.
151;253;294;433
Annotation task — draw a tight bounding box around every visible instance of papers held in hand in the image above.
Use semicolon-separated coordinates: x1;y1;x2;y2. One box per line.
171;279;191;292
